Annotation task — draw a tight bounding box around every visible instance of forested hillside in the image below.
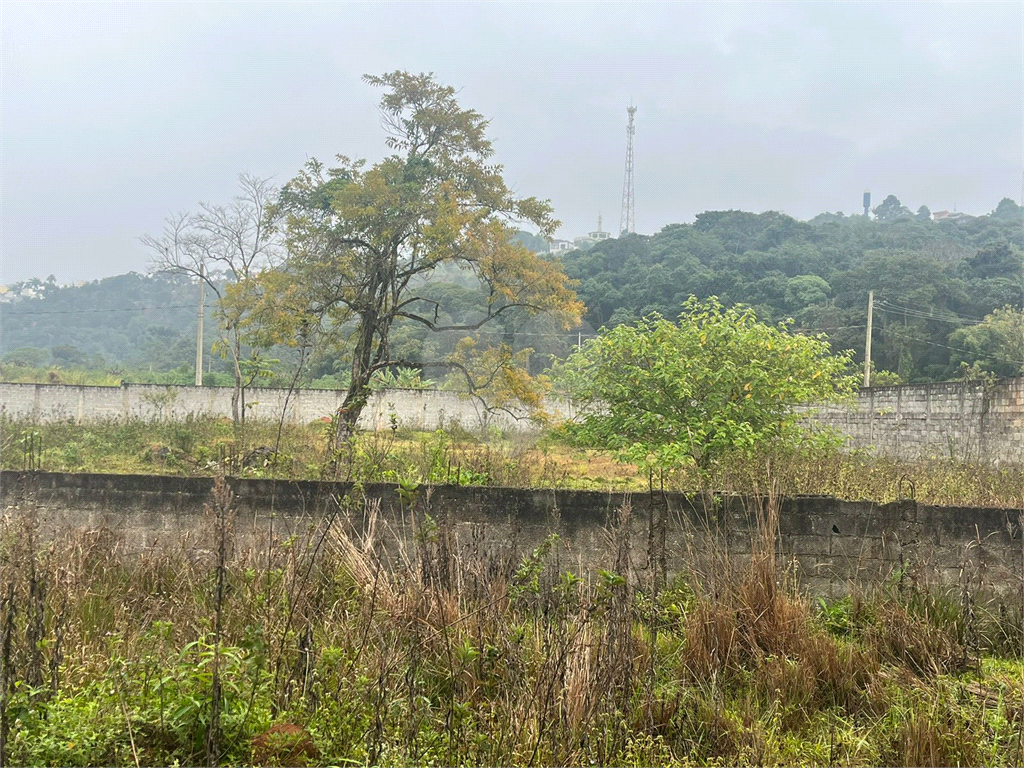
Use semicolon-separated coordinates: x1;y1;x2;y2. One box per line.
562;198;1023;382
2;199;1021;385
0;272;216;377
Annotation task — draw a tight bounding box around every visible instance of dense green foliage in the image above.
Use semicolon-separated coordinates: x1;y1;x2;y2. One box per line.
948;305;1024;380
560;298;855;472
563;200;1023;382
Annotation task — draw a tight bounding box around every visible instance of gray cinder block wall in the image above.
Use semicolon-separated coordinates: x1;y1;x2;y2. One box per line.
2;471;1020;600
811;377;1023;464
0;381;573;432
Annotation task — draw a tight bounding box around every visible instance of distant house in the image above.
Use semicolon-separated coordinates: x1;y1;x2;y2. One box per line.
571;216;613;250
550;216;614;253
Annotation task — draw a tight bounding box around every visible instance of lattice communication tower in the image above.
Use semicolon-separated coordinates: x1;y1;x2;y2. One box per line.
619;105;637;235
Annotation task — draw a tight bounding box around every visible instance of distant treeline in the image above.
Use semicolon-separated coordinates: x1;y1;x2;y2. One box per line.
562;197;1023;382
2;197;1022;385
0;272;218;378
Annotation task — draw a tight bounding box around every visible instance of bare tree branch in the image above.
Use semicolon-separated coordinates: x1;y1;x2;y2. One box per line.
140;173;284;423
394;302;540;332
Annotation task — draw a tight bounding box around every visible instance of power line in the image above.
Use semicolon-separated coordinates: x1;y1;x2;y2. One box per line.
1;303;215;316
465;324;868;343
798;324;868;333
875;300;984;326
876;301;975;323
889;331;1024;367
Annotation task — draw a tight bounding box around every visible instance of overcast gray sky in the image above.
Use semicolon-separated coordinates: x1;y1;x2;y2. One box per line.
1;0;1021;284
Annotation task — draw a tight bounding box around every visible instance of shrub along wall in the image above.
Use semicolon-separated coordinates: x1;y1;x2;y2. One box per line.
2;470;1020;600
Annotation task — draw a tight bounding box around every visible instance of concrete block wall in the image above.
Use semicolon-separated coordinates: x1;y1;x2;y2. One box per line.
0;382;572;432
811;377;1024;464
3;471;1020;600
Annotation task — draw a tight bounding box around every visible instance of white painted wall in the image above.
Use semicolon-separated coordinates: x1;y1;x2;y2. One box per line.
0;382;576;433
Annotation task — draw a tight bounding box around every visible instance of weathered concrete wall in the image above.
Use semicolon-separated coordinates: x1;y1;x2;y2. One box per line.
812;377;1024;464
3;470;1020;600
1;378;1021;463
0;382;573;432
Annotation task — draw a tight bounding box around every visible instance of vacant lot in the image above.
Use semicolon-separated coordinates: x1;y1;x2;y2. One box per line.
2;416;1022;507
3;416;1021;765
2;495;1021;767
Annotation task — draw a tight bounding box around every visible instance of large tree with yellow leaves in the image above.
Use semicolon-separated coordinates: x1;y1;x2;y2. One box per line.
269;72;582;430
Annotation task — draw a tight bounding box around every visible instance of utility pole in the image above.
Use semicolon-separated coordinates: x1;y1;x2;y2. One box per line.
195;265;205;387
863;290;874;388
619;104;637;235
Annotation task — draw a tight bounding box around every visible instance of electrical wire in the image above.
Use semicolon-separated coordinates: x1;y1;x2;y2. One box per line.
884;330;1024;367
875;300;985;326
876;303;973;324
1;303;214;316
798;324;867;333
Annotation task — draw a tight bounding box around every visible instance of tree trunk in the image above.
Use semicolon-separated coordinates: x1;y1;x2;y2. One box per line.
229;334;246;425
339;379;369;433
337;310;379;441
231;354;242;425
231;384;240;425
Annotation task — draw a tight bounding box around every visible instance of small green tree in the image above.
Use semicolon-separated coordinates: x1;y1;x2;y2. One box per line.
784;274;830;312
991;197;1022;221
873;194;911;221
561;297;855;474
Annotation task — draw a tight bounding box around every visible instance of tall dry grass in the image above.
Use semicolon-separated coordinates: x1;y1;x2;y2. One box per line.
0;484;1021;767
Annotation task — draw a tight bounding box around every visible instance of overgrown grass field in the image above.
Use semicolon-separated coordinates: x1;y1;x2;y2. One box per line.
2;487;1022;767
2;416;1022;507
2;416;1022;765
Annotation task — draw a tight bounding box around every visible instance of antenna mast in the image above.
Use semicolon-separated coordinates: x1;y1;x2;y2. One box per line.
619;104;637;235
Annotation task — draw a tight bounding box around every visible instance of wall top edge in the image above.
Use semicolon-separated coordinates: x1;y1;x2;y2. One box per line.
2;376;1021;396
2;469;1021;516
858;376;1022;394
0;382;435;394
